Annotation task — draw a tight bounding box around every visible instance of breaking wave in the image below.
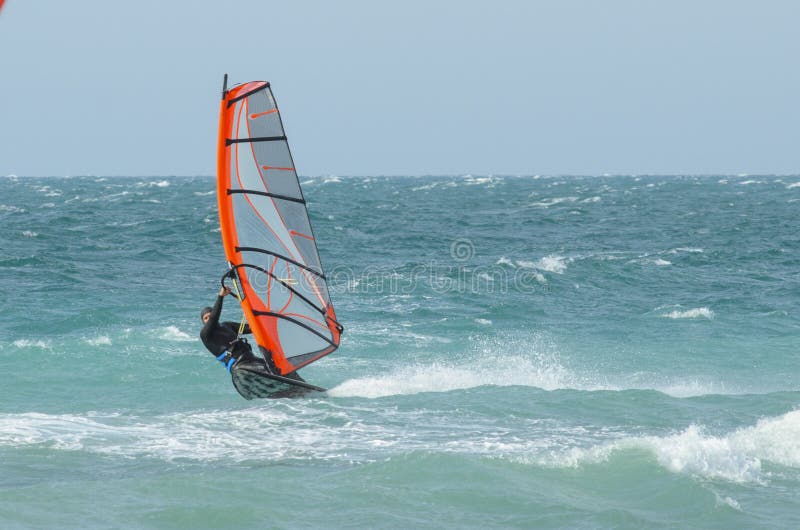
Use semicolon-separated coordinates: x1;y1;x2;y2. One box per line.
536;409;800;483
662;307;715;320
157;326;194;342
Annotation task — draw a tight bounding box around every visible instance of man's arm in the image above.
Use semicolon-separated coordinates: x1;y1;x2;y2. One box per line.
201;287;230;335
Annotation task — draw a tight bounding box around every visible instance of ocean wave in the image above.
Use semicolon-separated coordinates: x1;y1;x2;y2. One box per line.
411;181;443;191
88;191;132;203
530;196;579;208
83;335;112;346
12;339;51;349
157;326;194;342
496;256;515;267
786;182;800;189
329;336;611;398
494;256;563;282
669;247;704;254
537;409;800;484
463;176;500;186
6;403;796;482
0;408;395;463
517;255;569;274
661;307;715;320
137;180;170;188
649;379;729;398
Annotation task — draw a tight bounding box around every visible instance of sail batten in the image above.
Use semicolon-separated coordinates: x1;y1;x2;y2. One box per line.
216;79;341;375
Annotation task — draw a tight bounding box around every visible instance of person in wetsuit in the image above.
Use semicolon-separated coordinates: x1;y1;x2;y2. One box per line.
200;286;259;371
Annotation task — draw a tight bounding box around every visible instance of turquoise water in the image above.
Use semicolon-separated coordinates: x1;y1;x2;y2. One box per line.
1;175;799;529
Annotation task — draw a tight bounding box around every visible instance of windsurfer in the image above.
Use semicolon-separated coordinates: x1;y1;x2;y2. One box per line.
200;286;259;371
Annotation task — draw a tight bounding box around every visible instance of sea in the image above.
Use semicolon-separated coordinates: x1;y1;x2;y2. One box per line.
1;174;798;529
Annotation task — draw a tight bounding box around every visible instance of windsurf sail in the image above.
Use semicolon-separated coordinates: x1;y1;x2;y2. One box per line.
216;75;343;377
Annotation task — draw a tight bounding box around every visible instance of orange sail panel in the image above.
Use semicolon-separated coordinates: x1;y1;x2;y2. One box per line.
216;80;342;375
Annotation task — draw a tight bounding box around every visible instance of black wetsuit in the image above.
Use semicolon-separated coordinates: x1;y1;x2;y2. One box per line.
200;294;257;367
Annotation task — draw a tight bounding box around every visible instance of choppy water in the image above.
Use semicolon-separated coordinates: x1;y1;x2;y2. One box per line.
1;175;799;529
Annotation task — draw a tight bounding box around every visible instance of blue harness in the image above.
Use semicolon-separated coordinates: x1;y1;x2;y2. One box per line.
216;352;236;372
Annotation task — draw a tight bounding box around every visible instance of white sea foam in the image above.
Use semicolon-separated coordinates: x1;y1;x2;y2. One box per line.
651;379;727;398
715;494;742;511
157;326;194;341
662;307;715;320
329;355;579;398
12;339;51;349
0;204;25;213
0;408;397;462
463;176;499;186
537;409;800;483
4;395;795;476
139;180;170;188
530;196;579;208
411;181;441;191
669;247;704;254
474;318;492;326
519;255;569;274
653;258;672;266
21;230;38;237
193;190;215;196
84;336;112;346
496;256;515;267
330;334;612;398
496;256;549;281
786;182;800;189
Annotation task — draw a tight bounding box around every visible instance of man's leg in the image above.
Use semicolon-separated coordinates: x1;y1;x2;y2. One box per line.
230;340;259;364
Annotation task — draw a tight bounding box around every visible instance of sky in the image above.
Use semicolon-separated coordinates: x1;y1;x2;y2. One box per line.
1;0;799;177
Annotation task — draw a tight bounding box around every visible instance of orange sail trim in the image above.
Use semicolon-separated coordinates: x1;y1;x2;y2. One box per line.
262;165;295;171
216;79;342;375
217;83;286;371
250;109;278;119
